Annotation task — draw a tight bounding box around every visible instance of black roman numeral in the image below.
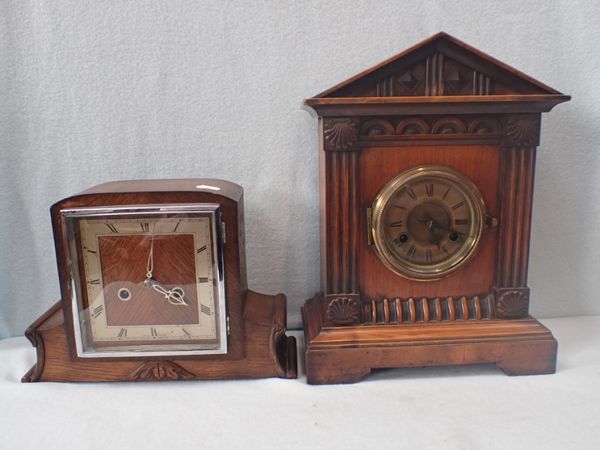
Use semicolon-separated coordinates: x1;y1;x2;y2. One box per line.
455;219;470;225
173;221;181;232
442;187;451;200
198;277;209;283
106;223;118;233
182;328;191;336
426;249;432;263
89;278;100;285
150;328;158;337
394;205;407;210
407;245;416;259
407;188;417;201
426;183;434;198
85;247;96;254
118;328;127;338
389;221;403;228
452;201;465;210
196;245;207;254
140;222;149;232
441;245;449;254
91;305;104;318
200;304;211;316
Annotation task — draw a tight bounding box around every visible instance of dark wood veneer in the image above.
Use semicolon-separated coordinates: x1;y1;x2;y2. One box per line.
23;179;297;382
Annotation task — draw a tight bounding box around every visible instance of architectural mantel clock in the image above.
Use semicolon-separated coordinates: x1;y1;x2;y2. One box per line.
23;179;297;382
302;32;570;384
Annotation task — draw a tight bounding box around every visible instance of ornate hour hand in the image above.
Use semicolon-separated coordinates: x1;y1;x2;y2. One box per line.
144;279;189;306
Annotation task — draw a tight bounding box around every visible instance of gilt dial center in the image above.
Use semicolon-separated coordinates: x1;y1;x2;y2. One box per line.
405;201;451;245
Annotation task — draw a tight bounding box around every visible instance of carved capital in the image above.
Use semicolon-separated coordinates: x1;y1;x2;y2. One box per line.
494;287;530;319
325;294;362;325
323;118;359;151
503;115;540;147
129;361;195;381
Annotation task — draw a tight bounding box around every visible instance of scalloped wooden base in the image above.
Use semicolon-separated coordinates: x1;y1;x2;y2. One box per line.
302;294;556;384
23;290;297;382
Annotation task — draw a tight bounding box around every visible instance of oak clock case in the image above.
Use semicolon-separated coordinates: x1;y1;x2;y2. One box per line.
23;180;297;382
302;32;570;384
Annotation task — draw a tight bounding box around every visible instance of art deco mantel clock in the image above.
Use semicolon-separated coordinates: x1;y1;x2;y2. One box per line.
23;179;297;382
302;32;570;384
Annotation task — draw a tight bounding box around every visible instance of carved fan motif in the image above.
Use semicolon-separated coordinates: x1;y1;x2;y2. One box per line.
129;361;195;381
495;290;529;318
323;118;359;150
327;297;361;325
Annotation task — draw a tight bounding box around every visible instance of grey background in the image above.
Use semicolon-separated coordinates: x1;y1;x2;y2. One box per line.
1;0;598;338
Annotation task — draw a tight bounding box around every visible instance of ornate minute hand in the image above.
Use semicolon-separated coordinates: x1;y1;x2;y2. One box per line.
144;233;188;306
144;279;189;306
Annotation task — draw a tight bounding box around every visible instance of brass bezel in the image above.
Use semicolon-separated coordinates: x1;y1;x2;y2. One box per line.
371;165;486;281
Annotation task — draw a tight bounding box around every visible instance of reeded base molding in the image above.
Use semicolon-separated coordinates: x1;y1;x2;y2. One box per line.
302;293;556;384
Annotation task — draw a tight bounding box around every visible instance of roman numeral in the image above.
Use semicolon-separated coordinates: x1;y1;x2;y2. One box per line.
198;277;209;283
140;222;149;232
91;305;104;318
89;278;100;285
441;246;449;254
200;304;211;316
455;219;470;225
407;188;417;201
85;247;96;254
389;221;403;228
442;187;451;200
426;183;434;198
182;328;191;336
452;201;465;210
106;223;118;233
394;205;407;210
173;221;181;232
196;245;207;254
150;328;158;337
426;248;432;263
118;328;127;338
407;245;416;259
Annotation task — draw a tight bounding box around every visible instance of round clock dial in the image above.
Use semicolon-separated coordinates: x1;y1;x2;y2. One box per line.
63;205;227;357
371;165;486;280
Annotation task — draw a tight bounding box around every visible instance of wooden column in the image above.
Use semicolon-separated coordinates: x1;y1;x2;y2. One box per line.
494;114;541;318
321;118;362;325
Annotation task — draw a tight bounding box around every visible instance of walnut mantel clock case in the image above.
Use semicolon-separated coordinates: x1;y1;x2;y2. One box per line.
302;32;570;384
23;179;297;382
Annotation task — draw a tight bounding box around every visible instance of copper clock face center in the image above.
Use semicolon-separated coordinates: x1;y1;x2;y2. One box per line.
372;165;486;280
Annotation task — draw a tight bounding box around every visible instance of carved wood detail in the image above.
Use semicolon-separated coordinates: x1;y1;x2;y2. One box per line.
369;53;498;98
325;150;358;294
494;287;530;319
323;118;360;151
362;294;494;324
496;119;538;291
322;116;505;148
503;114;541;147
129;361;196;381
325;295;362;325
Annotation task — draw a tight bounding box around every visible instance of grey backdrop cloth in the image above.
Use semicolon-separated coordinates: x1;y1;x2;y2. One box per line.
1;0;598;338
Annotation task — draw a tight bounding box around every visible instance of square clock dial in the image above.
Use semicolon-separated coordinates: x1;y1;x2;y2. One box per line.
63;205;227;357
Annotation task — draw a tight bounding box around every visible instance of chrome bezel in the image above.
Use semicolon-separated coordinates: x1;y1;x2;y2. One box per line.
61;203;228;358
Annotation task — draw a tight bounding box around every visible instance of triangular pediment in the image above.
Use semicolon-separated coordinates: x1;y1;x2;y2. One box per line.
313;32;563;98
